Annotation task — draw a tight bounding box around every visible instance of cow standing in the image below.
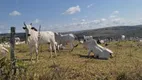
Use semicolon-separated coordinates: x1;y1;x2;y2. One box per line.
23;22;57;61
55;33;78;51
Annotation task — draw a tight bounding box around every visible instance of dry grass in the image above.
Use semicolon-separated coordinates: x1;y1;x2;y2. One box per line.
1;41;142;80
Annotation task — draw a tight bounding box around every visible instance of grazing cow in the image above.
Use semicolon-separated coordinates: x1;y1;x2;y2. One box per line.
23;22;57;61
0;42;10;48
78;35;93;44
83;39;113;59
100;40;105;44
0;45;9;58
15;41;25;45
15;37;23;45
121;35;125;40
83;35;93;41
55;42;65;51
139;39;142;42
15;37;20;42
55;33;78;51
79;40;84;44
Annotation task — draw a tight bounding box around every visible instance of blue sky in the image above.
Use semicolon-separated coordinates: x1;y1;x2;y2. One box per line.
1;0;142;33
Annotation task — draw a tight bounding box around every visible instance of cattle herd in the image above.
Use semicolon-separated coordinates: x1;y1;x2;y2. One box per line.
0;22;114;60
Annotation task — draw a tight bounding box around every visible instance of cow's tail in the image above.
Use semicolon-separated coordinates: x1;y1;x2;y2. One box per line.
70;44;79;52
74;44;78;47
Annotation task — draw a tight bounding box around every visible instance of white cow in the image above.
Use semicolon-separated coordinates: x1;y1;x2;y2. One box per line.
15;37;20;42
83;39;113;59
121;35;125;40
23;22;57;61
54;42;65;51
0;45;9;59
55;33;78;51
0;42;10;48
83;35;93;41
100;40;105;44
15;41;25;45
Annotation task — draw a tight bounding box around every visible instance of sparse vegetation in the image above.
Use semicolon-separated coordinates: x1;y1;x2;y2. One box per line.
1;41;142;80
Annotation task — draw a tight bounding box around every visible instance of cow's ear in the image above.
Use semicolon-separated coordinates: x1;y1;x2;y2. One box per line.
31;27;37;31
55;32;58;35
83;39;86;42
23;27;26;29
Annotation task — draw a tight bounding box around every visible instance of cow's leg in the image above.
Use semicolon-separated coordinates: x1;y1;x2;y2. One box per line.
70;43;74;51
92;47;99;58
53;44;57;56
93;52;98;58
88;50;92;58
30;46;34;61
55;42;59;51
56;43;60;51
49;43;53;58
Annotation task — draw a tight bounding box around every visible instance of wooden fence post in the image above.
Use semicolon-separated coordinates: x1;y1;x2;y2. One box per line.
10;27;16;74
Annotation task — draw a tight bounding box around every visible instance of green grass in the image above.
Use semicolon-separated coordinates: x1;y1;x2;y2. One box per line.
2;41;142;80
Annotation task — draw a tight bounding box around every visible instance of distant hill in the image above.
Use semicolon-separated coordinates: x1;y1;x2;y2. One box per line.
63;25;142;39
0;33;25;41
1;25;142;40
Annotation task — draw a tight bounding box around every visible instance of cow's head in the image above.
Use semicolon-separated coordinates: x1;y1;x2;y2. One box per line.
110;53;113;58
54;32;60;36
23;22;37;36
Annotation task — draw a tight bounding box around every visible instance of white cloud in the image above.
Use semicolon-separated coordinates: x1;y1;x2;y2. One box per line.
112;11;119;14
110;15;116;18
109;11;127;26
109;11;119;18
44;10;142;32
9;10;21;16
92;20;101;24
63;5;81;15
46;17;141;32
33;19;40;23
111;18;122;24
87;4;93;8
101;18;106;22
58;17;126;32
138;18;142;23
59;17;127;32
72;18;78;21
81;19;86;22
109;11;120;22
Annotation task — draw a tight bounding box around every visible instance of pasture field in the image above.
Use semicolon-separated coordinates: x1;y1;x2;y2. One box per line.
1;41;142;80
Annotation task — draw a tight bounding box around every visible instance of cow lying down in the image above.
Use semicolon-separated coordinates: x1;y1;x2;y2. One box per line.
83;39;113;59
0;45;9;59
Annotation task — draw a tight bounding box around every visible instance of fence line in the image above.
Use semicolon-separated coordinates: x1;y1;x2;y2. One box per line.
10;27;16;74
